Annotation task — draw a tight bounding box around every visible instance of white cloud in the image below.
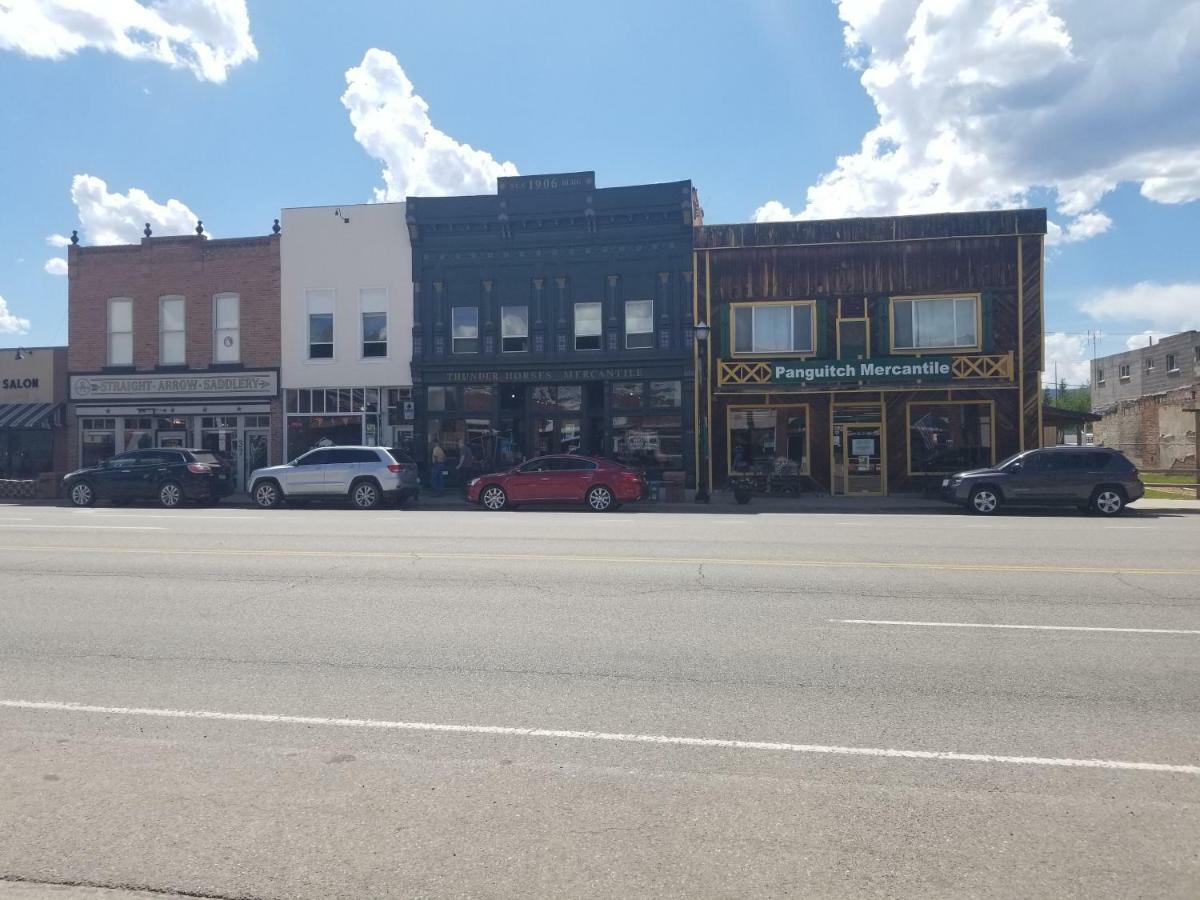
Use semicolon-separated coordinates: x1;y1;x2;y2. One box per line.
45;233;70;247
341;48;519;201
1124;330;1174;351
0;0;257;83
1045;210;1113;246
756;1;1200;241
1081;281;1200;333
0;295;31;335
43;257;67;275
1042;331;1092;387
69;173;200;245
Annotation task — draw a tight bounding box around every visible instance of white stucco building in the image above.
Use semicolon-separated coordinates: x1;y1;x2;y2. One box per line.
280;202;414;458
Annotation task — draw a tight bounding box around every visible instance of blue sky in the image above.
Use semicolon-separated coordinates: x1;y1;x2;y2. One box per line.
2;0;1198;386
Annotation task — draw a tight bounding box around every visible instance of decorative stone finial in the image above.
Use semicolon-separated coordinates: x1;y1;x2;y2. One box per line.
144;222;152;238
272;218;281;235
195;220;204;236
70;230;79;245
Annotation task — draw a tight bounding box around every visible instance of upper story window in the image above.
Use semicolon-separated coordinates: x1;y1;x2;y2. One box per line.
625;300;654;349
213;293;240;363
1166;353;1178;373
732;301;815;356
1195;346;1200;364
360;288;388;359
452;307;479;354
107;298;133;366
1096;367;1105;385
1145;357;1155;373
1119;364;1131;380
306;289;334;360
159;296;185;366
575;302;602;350
502;305;528;353
892;295;979;351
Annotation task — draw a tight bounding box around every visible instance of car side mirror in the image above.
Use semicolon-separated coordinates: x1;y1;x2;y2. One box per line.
1009;461;1023;472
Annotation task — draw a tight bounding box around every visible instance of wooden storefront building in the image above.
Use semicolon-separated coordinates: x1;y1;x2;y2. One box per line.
694;209;1046;496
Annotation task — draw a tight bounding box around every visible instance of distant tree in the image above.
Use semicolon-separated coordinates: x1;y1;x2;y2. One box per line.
1044;384;1092;413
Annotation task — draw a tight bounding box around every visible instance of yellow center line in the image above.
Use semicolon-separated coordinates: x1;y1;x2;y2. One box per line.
0;544;1196;576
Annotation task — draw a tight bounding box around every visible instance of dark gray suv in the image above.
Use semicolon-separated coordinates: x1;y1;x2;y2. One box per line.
941;446;1143;516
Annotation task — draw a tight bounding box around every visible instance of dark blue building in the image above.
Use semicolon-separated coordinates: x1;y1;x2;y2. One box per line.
408;172;700;490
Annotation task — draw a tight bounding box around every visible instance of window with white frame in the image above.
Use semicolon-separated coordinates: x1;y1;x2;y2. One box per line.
360;288;388;358
213;294;240;363
892;296;979;350
306;289;334;360
574;302;602;350
1167;353;1178;373
159;296;185;365
732;302;815;355
1145;357;1155;373
108;298;133;366
452;307;479;354
625;300;653;349
1119;364;1131;380
501;305;528;352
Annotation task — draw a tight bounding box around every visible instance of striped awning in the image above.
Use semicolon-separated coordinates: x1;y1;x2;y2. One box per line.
0;402;64;429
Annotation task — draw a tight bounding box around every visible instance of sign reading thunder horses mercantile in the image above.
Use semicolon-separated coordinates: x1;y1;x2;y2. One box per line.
70;371;278;401
771;357;953;385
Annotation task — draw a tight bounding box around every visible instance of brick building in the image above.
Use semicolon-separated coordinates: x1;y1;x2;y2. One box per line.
66;228;282;490
1090;330;1200;469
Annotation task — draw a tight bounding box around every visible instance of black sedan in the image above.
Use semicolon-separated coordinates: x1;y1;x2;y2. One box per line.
63;448;234;508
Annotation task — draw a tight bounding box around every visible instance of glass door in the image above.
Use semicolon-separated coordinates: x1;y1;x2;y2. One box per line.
242;430;269;492
845;425;883;494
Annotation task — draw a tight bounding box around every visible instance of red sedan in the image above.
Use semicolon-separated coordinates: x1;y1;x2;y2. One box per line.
467;455;646;512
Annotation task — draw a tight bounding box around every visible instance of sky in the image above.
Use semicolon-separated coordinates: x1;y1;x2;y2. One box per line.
1;0;1199;387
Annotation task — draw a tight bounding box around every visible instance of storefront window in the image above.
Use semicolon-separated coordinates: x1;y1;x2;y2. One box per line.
0;431;53;478
728;408;808;475
909;402;992;473
531;385;582;412
648;381;681;408
892;296;979;350
536;418;582;456
464;385;495;413
287;415;361;459
122;417;154;452
80;418;116;468
612;382;643;409
611;415;683;473
427;386;457;413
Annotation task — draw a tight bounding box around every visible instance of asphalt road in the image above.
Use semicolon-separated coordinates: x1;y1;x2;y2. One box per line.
1;501;1198;899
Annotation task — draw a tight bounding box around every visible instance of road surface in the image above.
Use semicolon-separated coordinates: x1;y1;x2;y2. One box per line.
2;502;1198;898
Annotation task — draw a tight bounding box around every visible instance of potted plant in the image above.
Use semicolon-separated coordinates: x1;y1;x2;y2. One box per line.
729;474;754;505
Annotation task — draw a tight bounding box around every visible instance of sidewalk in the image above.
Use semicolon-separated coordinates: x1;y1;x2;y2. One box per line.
7;492;1197;515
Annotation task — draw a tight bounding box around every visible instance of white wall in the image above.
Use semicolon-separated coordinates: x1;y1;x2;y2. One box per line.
280;202;412;389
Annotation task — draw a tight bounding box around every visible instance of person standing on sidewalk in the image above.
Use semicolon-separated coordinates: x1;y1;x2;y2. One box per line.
431;442;446;496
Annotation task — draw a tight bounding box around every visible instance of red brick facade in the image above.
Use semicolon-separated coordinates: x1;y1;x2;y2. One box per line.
66;233;282;480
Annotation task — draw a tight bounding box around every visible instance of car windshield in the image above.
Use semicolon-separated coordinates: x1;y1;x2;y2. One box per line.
996;452;1026;470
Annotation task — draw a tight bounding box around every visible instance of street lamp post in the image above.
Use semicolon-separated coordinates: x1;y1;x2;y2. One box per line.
694;321;712;503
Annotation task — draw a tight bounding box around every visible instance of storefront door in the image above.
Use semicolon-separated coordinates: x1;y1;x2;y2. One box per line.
831;405;885;496
242;430;269;492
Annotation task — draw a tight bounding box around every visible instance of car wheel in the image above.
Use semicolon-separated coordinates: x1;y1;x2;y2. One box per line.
1092;487;1126;516
158;481;183;508
351;479;381;510
587;485;615;512
253;480;281;509
68;481;95;507
969;486;1001;515
480;485;507;511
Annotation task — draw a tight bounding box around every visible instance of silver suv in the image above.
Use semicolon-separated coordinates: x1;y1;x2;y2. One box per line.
249;446;419;510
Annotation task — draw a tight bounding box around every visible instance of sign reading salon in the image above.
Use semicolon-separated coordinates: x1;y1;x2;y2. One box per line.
771;357;953;385
70;371;279;401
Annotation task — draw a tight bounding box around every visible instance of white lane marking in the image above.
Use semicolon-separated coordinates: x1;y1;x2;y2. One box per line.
0;523;164;531
2;699;1197;776
833;619;1200;636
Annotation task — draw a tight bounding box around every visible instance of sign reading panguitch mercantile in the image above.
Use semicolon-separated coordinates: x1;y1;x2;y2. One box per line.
70;370;278;400
771;357;953;385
